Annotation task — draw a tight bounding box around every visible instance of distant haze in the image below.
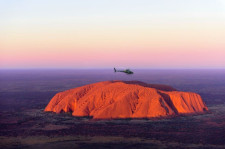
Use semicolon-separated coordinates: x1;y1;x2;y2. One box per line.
0;0;225;69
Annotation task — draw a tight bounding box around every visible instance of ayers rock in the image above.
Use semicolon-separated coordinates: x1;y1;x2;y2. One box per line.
45;81;208;119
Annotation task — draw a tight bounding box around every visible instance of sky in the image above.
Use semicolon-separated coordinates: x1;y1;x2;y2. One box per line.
0;0;225;69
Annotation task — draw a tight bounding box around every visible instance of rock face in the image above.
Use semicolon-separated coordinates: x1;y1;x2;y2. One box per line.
45;81;208;119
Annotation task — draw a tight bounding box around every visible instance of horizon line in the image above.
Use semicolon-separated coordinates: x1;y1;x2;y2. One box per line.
0;67;225;70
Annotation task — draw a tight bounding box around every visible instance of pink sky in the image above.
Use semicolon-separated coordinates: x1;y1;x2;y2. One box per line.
1;0;225;69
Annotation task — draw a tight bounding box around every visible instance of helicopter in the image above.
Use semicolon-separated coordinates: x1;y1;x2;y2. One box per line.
114;68;134;74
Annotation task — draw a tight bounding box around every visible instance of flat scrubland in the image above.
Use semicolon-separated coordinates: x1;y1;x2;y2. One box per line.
0;69;225;148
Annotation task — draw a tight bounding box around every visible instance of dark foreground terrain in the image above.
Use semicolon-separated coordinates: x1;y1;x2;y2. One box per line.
0;69;225;149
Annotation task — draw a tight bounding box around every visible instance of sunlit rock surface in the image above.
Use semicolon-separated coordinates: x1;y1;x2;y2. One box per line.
45;81;208;119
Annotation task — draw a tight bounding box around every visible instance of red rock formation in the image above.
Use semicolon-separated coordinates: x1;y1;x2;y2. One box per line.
45;81;208;119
